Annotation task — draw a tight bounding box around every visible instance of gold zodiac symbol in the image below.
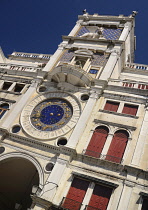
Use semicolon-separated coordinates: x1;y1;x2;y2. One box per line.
36;123;41;127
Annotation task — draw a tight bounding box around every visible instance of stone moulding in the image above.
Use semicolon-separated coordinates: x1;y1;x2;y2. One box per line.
72;171;119;188
94;119;136;131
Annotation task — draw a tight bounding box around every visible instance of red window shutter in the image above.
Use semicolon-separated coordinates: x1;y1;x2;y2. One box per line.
104;101;111;111
122;105;129;115
104;101;119;112
63;178;89;210
85;127;109;158
122;104;138;116
146;85;148;89
106;131;128;163
129;105;138;115
87;184;113;210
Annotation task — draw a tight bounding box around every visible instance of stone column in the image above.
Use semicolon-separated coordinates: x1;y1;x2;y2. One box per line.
68;20;82;36
2;79;41;129
81;182;95;209
67;91;99;149
117;181;134;210
119;23;130;41
99;51;119;81
43;42;68;73
101;133;113;156
131;107;148;166
40;155;68;202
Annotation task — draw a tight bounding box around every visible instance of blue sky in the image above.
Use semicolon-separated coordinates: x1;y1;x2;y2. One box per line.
1;0;148;64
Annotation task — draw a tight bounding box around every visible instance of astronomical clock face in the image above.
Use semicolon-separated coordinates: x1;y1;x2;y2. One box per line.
21;92;81;140
31;98;73;131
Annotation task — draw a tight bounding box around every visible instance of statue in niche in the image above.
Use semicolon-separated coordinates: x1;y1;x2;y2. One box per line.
80;27;105;39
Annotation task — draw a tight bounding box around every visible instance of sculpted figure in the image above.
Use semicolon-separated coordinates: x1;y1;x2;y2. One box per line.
81;27;105;39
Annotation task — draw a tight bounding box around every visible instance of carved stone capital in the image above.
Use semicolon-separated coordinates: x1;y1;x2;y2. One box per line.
58;43;67;50
125;180;135;187
89;90;99;99
110;50;120;56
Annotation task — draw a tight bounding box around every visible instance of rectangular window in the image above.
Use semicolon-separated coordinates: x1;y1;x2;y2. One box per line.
2;82;12;90
122;104;138;116
14;84;25;92
62;177;89;210
87;184;113;210
89;69;99;74
104;101;119;112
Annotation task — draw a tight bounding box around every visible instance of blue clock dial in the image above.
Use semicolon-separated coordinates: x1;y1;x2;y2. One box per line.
31;98;73;131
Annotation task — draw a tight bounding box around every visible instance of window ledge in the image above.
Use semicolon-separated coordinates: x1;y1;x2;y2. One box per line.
99;109;138;119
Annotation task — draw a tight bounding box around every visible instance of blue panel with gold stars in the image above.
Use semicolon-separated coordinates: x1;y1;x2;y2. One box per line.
60;50;74;62
31;98;73;131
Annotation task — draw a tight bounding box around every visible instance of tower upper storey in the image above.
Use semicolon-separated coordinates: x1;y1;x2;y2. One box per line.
64;12;136;64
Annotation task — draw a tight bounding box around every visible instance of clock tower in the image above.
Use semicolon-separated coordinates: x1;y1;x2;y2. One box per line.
0;11;148;210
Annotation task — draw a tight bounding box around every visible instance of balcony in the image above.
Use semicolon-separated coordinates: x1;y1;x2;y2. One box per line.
51;64;93;87
61;197;82;210
84;150;102;158
83;149;123;164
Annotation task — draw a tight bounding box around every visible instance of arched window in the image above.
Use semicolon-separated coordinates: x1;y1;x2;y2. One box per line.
85;126;109;158
106;130;129;163
0;103;9;119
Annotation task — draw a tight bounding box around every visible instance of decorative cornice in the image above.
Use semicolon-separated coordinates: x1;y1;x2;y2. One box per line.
72;171;118;188
103;91;147;104
62;36;124;45
78;15;134;22
99;109;139;119
94;119;136;131
31;195;52;209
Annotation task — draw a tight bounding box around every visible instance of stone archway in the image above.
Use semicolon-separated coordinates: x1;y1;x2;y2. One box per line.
0;157;40;210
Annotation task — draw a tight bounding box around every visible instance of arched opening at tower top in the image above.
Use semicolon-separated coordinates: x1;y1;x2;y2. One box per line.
0;157;39;210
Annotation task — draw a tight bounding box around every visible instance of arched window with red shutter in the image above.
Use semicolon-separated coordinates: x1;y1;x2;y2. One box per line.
85;126;109;158
106;130;129;163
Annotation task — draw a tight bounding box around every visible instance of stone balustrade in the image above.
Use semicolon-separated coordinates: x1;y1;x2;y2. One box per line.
125;62;148;70
11;52;51;60
0;63;42;72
